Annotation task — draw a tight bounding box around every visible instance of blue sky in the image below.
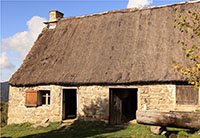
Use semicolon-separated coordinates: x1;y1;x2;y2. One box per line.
1;0;188;82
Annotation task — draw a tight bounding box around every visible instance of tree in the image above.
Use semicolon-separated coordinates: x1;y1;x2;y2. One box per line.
172;8;200;88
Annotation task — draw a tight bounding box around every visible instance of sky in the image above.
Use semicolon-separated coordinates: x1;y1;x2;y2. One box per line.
1;0;189;82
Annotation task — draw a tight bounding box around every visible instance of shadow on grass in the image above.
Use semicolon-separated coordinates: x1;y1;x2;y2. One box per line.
2;97;128;138
19;120;126;138
166;127;198;138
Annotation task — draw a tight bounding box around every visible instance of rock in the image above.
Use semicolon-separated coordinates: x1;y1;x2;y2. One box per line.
43;118;49;124
169;134;177;138
161;131;167;136
150;126;166;135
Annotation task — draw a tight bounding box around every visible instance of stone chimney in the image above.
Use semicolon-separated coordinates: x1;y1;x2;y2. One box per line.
44;10;64;29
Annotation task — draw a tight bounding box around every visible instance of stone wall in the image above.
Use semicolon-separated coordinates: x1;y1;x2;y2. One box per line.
8;85;110;124
8;85;62;124
78;86;109;121
138;85;176;111
8;84;200;124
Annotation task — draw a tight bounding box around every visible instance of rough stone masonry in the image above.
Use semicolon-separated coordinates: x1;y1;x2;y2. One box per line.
8;84;200;124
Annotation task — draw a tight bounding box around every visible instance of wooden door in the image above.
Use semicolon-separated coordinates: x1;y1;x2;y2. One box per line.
110;90;122;125
62;89;77;120
62;92;66;120
176;86;199;105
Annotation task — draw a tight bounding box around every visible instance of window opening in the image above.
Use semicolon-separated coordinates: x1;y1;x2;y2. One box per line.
39;90;50;105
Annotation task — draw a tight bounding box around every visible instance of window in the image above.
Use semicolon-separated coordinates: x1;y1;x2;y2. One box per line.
25;90;50;107
176;86;199;105
40;90;50;105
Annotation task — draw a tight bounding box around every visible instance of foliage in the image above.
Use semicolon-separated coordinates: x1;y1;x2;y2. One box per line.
195;109;200;112
173;8;200;88
1;120;199;138
0;102;8;127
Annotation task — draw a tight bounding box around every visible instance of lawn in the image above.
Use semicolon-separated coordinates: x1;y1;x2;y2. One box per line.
1;120;200;138
0;102;200;138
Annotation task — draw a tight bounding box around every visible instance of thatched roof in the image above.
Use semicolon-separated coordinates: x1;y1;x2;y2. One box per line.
9;1;200;86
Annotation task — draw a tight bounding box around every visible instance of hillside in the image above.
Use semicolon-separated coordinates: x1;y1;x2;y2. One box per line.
0;81;9;102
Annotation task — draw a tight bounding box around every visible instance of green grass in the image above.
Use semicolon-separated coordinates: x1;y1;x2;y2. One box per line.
0;102;8;127
167;127;200;138
1;122;61;138
1;120;200;138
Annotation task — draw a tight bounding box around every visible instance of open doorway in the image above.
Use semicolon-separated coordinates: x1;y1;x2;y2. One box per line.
62;89;77;120
109;88;137;125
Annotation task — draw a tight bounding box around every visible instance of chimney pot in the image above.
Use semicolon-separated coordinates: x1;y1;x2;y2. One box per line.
49;10;64;22
44;10;64;29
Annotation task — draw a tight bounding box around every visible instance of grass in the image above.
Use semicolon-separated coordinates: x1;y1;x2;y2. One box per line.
0;104;200;138
167;127;200;138
1;122;61;138
1;120;200;138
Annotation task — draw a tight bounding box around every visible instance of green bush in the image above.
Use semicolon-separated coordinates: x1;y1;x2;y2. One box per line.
0;102;8;127
195;109;200;112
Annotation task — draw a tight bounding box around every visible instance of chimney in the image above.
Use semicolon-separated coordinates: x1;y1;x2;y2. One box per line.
44;10;64;29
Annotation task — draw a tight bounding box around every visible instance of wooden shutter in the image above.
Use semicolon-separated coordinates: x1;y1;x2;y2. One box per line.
176;86;199;105
25;90;38;107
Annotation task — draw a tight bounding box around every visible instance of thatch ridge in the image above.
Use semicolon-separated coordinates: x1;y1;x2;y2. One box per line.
61;1;199;21
9;2;200;86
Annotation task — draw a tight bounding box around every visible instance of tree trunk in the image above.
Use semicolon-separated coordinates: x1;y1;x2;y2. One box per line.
136;110;200;129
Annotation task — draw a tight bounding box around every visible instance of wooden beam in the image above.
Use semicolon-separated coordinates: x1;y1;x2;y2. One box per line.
136;110;200;129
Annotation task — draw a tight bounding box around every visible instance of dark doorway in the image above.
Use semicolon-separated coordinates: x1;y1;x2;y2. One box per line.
109;88;137;125
62;89;77;120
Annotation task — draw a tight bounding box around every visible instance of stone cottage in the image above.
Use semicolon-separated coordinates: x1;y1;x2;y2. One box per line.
8;1;200;125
